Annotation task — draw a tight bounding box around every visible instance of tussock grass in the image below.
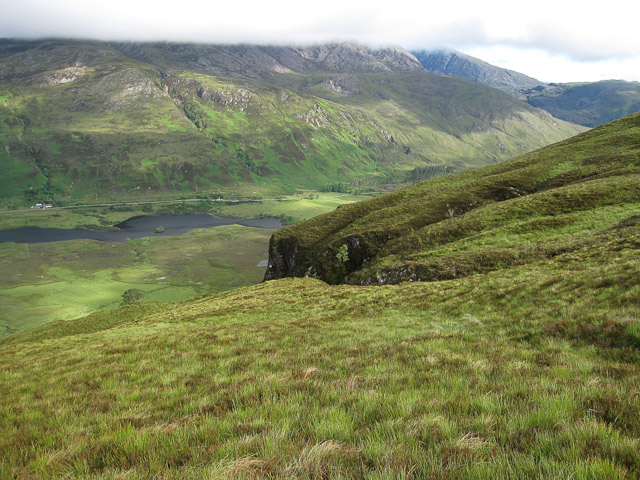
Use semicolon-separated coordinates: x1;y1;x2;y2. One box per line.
1;226;639;477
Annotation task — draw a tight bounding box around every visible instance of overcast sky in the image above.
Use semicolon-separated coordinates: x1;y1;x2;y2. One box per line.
1;0;639;83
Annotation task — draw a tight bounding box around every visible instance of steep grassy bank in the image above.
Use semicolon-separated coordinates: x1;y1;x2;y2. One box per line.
265;113;640;284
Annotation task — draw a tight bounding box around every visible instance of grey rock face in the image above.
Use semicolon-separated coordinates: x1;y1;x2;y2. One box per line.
114;41;424;78
412;48;543;96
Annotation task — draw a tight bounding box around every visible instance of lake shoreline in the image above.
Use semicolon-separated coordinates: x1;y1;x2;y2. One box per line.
0;214;283;244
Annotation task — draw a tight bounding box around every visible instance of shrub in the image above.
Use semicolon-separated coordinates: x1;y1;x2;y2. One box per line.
121;288;146;306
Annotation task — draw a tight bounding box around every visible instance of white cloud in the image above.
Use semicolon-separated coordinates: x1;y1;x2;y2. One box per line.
462;46;640;83
1;0;639;82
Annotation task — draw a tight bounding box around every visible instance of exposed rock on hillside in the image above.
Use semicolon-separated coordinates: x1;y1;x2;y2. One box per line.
322;74;360;96
412;48;543;96
114;42;424;80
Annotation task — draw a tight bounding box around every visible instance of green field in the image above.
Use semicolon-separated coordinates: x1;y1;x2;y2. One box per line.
0;226;271;334
0;192;372;229
0;193;370;335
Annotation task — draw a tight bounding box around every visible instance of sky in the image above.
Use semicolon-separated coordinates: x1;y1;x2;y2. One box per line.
1;0;639;83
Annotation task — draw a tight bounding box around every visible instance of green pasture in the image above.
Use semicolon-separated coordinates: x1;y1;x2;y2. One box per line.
0;226;272;336
1;227;639;478
0;193;368;335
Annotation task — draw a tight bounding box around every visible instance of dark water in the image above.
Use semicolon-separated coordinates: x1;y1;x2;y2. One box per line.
0;214;283;244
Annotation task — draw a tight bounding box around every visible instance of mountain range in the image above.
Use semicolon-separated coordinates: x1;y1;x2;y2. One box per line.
0;39;583;207
2;37;640;477
413;48;640;127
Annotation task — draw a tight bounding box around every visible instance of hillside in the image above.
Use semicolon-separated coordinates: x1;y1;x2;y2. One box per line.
413;49;640;128
265;113;640;284
1;113;639;478
525;80;640;127
0;39;582;208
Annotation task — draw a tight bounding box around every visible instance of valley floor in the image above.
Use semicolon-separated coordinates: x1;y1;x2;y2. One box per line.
0;193;370;335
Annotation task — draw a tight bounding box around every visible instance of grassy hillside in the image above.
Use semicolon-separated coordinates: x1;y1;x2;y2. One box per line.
0;40;223;207
0;39;583;208
1;113;639;478
525;80;640;127
1;215;639;477
265;113;640;284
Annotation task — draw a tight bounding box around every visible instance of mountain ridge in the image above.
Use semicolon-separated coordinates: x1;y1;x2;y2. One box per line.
0;39;583;208
412;48;543;96
413;48;640;127
113;41;425;78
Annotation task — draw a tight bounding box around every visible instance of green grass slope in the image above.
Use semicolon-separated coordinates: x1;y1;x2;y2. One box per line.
265;113;640;284
0;40;227;207
0;39;583;208
525;80;640;127
1;217;639;478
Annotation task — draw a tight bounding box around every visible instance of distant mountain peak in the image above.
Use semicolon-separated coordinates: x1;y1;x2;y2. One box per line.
412;47;640;127
412;48;543;96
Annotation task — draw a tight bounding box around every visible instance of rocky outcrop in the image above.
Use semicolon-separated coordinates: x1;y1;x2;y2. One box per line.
264;229;394;284
38;66;87;86
164;75;265;111
322;74;360;96
264;235;302;281
295;103;330;128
